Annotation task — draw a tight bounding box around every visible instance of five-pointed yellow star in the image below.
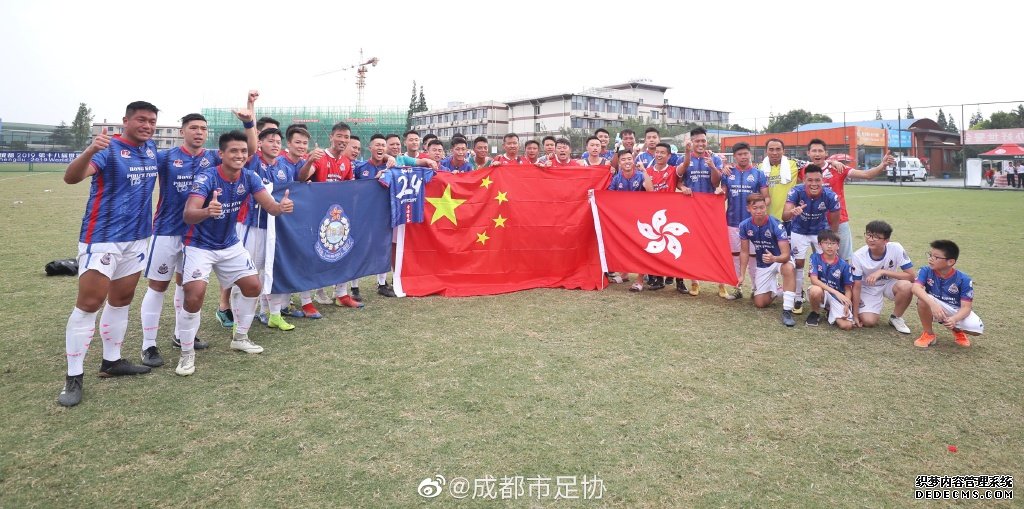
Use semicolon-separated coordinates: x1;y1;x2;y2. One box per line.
493;214;507;228
495;191;508;204
476;231;490;245
426;184;466;225
480;176;493;189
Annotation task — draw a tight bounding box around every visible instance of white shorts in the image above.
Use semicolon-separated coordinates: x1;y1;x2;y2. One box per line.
823;292;855;324
77;240;147;280
932;300;985;334
753;260;794;296
790;232;820;261
728;226;757;254
857;279;899;316
144;235;183;281
237;223;267;272
182;243;258;289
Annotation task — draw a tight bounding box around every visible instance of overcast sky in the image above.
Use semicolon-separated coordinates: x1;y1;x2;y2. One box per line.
1;0;1020;129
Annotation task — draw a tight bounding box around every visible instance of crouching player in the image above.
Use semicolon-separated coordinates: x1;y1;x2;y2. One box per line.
737;194;798;327
850;220;915;334
805;230;856;329
606;150;653;290
911;240;984;348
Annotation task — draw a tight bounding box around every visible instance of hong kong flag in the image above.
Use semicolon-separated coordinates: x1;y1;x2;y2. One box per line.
590;190;738;285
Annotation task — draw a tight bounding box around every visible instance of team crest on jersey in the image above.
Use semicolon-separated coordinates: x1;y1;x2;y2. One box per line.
746;174;755;183
173;159;184;168
315;204;355;263
817;202;826;211
948;283;959;295
763;229;773;239
146;149;155;158
100;253;112;265
192;270;202;279
157;263;169;275
832;268;842;279
199;158;210;168
120;149;131;158
236;183;246;195
260;162;268;170
277;169;286;181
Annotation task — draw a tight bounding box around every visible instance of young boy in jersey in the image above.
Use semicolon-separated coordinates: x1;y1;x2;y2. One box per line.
578;136;609;166
607;151;653;290
177;131;294;376
912;240;984;348
806;230;856;329
738;194;798;326
720;142;768;300
58;101;161;407
677;127;724;296
524;140;541;164
850;220;915;334
783;164;841;314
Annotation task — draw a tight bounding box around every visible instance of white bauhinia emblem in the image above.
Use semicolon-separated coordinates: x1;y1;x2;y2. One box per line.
638;209;689;259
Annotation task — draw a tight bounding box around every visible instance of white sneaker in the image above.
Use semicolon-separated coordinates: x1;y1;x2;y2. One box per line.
230;337;264;354
313;289;333;305
175;351;196;376
889;314;911;334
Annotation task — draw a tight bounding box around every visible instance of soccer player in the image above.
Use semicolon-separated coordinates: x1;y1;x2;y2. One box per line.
783;164;841;314
177;130;294;376
424;139;445;163
737;194;798;327
643;143;679;291
440;138;473;173
720;142;769;300
805;230;856;329
419;133;437;158
493;133;525;164
636;127;684;169
386;133;438;169
524;140;541;164
607;150;653;291
470;136;495;169
536;135;557;164
911;240;984;348
58;101;161;407
676;127;724;296
577;136;609;166
609;128;638;170
299;122;352;182
544;138;576;167
761;139;800;222
403;130;421;160
850;220;915;334
350;134;397;300
594;128;614;159
801;139;895;261
347;135;363;163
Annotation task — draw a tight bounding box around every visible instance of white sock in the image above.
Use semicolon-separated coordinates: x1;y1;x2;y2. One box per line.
300;291;313;305
177;310;200;353
377;273;387;286
795;268;805;301
732;255;741;284
173;284;184;338
350;279;360;289
140;288;164;350
334;284;348;298
748;263;757;286
783;291;796;311
233;294;258;338
269;294;284;314
99;303;130;362
65;307;97;376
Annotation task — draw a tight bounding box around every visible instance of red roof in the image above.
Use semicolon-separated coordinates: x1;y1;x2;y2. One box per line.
979;144;1024;157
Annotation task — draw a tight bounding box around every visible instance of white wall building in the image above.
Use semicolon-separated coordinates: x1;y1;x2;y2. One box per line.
409;101;509;148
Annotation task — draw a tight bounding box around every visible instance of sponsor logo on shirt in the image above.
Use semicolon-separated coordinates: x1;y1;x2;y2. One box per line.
173;159;184;168
199;158;210;168
120;150;131;158
146;149;155;158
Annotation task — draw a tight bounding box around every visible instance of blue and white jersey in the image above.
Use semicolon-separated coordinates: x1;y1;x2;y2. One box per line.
809;252;854;293
378;166;435;227
636;151;684;169
243;155;294;228
722;167;768;227
79;136;160;243
916;267;975;308
738;216;790;268
851;242;913;285
354;159;389;180
184;166;266;250
276;154;305;182
600;149;615;160
786;185;840;235
608;170;646;191
153;146;220;236
679;153;722;194
439;156;473;173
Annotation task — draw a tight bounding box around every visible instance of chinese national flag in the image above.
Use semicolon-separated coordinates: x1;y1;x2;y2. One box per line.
591;190;738;285
395;164;611;297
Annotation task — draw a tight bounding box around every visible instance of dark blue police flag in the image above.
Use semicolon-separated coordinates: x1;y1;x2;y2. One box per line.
264;180;393;294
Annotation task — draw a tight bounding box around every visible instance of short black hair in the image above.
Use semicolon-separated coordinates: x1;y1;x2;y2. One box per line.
403;130;419;138
689;126;707;137
555;138;571;147
765;138;785;149
385;133;401;142
218;130;248;151
473;136;488;146
732;142;751;154
804;164;823;175
422;133;438;143
542;135;557;144
864;220;893;239
524;140;540;148
620;129;636;137
817;229;840;244
258;127;282;141
585;135;600;145
349;135;361;142
257;117;279;131
807;138;827;150
450;138;468;148
331;122;351;134
427;139;444;149
370;133;386;142
616;148;634;157
126;101;159;116
644;127;660;136
594;128;610;136
180;113;206;127
930;239;959;261
287;126;311;141
655;142;672;153
503;133;519;142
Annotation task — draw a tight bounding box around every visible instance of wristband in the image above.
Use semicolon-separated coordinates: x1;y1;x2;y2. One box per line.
243;121;255;129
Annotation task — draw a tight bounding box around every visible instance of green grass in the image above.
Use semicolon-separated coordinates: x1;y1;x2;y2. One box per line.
1;173;1020;508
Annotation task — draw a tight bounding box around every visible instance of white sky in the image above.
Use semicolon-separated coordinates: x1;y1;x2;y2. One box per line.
1;0;1021;129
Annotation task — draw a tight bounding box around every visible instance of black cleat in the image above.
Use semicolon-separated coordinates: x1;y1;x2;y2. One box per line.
648;276;665;290
98;359;152;378
675;279;689;294
377;284;397;297
781;310;796;327
141;346;165;367
57;375;84;407
350;287;363;303
665;277;675;285
806;311;821;327
172;336;209;350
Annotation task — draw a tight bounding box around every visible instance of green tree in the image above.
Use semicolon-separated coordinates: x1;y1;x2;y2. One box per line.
763;109;832;133
417;86;427;113
946;116;958;134
49;121;73;147
905;104;914;119
405;81;418;129
70;103;94;150
936;109;948;130
969;110;984;128
1016;104;1024;127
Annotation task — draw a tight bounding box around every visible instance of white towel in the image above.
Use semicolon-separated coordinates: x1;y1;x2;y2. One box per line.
761;156;792;184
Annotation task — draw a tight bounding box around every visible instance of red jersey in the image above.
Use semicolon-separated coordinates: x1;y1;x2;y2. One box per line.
311;149;353;182
548;156;576;168
494;154;525;164
800;162;851;222
648;164;677;192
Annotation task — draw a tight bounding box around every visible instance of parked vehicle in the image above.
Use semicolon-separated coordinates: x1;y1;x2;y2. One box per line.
887;156;928;182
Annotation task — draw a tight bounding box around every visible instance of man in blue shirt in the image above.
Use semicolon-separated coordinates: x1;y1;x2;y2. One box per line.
738;194;798;327
676;126;723;296
720;142;768;300
440;138;473;173
783;165;841;314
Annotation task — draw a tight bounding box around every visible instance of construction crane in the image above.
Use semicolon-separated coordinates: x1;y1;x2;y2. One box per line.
313;49;379;109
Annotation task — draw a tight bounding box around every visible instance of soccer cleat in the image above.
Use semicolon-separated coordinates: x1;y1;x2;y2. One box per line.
781;309;796;327
806;311;821;327
172;336;209;350
257;312;269;325
141;346;165;367
648;276;665;290
350;287;363;303
725;287;743;300
629;282;644;292
335;295;365;308
665;277;675;285
688;281;700;296
301;303;322;319
718;284;729;299
313;289;333;305
267;313;295;331
675;279;688;294
378;284;397;297
285;306;305;318
98;359;152;378
914;332;937;348
57;375;84;407
953;330;971;347
216;308;234;328
792;300;804;315
230;337;264;354
888;314;911;334
175;351;196;376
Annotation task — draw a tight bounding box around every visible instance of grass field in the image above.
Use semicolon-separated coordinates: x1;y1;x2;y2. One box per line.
1;172;1020;508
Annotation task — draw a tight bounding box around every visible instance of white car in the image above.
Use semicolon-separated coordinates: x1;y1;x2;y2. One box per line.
887;157;928;182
